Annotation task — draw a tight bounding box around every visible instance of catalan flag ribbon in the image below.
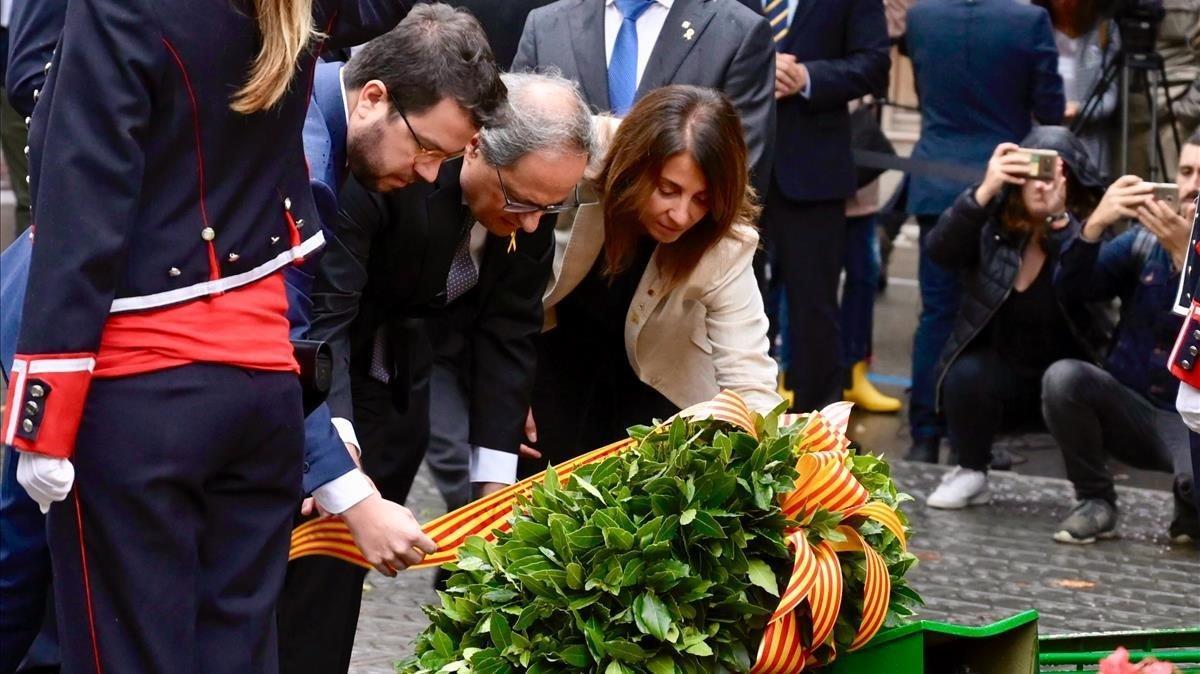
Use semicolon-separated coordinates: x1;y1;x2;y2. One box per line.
287;391;907;672
288;390;758;571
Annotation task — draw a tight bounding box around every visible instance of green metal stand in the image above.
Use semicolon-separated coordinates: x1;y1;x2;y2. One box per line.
820;611;1040;674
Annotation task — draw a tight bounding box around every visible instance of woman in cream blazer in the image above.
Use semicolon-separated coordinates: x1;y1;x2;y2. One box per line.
525;85;780;472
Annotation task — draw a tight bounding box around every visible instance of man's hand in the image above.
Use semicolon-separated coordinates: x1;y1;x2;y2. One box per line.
519;409;542;460
1138;197;1191;271
1084;175;1153;241
774;53;809;100
340;493;436;577
1064;100;1081;122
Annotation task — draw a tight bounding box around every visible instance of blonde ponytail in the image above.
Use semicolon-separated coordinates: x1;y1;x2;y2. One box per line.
231;0;318;114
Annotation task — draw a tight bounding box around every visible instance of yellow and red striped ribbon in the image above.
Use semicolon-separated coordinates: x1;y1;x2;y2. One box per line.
289;390;757;570
287;392;908;673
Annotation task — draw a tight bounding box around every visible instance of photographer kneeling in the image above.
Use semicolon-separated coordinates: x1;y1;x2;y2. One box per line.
1042;134;1200;545
926;128;1108;510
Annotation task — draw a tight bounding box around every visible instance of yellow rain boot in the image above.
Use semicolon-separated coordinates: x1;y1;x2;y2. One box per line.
842;361;901;413
777;371;795;409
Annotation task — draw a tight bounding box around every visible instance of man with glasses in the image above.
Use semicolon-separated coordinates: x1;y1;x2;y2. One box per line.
277;71;596;674
289;1;504;563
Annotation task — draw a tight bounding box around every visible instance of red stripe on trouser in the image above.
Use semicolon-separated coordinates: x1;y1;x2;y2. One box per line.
73;490;104;674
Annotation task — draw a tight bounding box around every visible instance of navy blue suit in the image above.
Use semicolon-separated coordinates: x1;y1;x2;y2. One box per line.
905;0;1065;217
903;0;1064;450
760;0;890;411
0;1;413;671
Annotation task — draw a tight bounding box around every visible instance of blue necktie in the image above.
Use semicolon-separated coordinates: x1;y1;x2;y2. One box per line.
608;0;656;116
762;0;790;46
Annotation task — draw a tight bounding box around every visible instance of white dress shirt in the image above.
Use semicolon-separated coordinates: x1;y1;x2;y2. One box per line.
604;0;674;89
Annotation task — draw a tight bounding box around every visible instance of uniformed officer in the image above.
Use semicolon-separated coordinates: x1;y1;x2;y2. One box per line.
1168;130;1200;514
0;1;441;671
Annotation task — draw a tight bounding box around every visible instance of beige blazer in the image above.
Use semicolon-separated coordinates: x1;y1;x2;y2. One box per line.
543;203;782;413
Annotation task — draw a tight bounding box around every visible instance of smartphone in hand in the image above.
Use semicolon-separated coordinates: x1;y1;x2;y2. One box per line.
1145;182;1179;211
1014;148;1059;182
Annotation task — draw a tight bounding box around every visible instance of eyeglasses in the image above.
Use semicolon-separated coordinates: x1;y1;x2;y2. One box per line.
496;169;597;214
398;109;466;162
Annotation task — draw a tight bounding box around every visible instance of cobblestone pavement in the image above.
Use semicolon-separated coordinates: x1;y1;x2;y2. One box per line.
350;461;1199;673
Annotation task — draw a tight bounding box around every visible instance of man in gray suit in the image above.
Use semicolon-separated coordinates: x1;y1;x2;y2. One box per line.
511;0;776;192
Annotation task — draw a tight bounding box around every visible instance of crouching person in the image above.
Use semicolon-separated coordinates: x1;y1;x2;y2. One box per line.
1043;150;1200;546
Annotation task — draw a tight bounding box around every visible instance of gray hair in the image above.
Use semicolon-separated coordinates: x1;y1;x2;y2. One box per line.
478;71;596;168
1189;127;1200;148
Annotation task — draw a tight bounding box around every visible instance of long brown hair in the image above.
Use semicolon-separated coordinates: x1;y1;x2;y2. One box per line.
1000;166;1099;242
598;85;759;288
231;0;319;114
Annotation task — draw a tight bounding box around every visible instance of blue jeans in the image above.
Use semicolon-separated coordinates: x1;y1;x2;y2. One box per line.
0;445;54;673
840;215;881;367
909;214;963;441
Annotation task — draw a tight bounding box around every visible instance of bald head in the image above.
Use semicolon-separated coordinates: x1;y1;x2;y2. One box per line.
477;72;596;168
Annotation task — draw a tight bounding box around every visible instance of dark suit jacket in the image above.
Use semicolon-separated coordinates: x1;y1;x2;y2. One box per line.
773;0;890;202
512;0;776;194
309;160;554;456
905;0;1064;216
447;0;557;69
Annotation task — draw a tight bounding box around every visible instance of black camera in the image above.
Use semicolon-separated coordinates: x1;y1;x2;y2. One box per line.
1101;0;1165;56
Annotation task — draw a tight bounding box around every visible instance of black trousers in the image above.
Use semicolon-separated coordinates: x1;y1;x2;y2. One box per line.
277;340;432;674
942;347;1043;472
1042;359;1191;504
524;322;678;478
761;186;847;411
48;364;302;674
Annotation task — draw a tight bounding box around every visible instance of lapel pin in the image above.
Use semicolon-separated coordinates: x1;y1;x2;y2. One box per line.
682;20;691;28
508;232;518;254
684;27;695;40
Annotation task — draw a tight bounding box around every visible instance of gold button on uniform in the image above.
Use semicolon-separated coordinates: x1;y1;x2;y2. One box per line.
25;401;39;415
201;227;215;241
30;385;45;398
22;419;34;433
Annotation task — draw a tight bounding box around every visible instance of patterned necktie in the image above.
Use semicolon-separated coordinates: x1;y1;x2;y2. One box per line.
608;0;657;116
445;223;480;304
762;0;790;46
368;327;392;383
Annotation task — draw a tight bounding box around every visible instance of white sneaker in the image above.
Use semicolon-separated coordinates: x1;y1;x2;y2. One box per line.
926;466;991;509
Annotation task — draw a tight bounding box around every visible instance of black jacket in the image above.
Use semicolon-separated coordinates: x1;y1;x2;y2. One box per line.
309;160;554;455
928;188;1112;410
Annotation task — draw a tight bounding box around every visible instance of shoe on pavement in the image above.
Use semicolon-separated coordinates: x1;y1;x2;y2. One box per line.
1169;476;1199;545
927;466;990;509
842;361;902;413
1053;499;1118;544
906;436;940;463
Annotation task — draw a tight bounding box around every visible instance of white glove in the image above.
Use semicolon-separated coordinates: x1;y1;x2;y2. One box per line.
1177;382;1200;434
15;451;75;514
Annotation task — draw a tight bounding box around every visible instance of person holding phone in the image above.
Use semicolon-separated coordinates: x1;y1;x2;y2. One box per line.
925;127;1109;509
1041;133;1200;546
